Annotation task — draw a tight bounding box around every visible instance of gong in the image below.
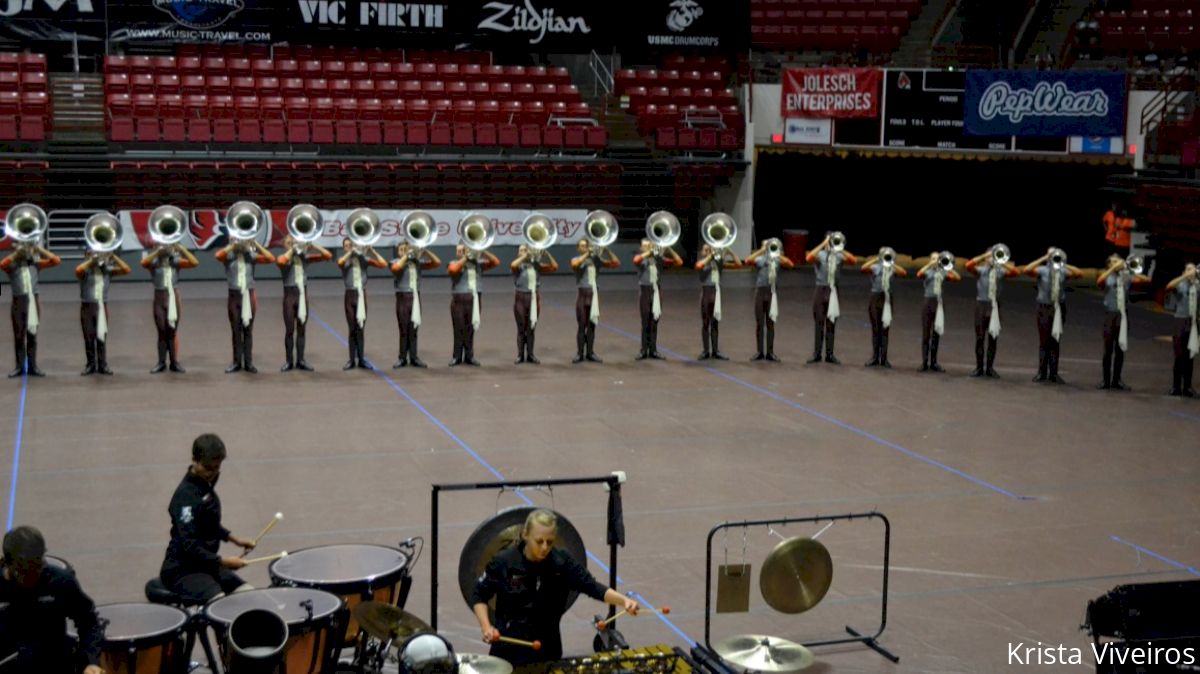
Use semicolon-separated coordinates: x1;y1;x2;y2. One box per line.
457;506;588;613
759;537;833;614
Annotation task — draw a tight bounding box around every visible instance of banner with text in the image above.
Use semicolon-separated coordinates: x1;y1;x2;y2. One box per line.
115;208;590;251
108;0;277;44
622;0;748;51
781;68;881;119
964;70;1126;137
0;0;105;43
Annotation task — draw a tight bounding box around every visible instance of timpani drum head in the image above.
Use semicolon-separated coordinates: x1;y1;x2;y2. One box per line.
70;603;188;645
270;544;410;595
206;587;343;627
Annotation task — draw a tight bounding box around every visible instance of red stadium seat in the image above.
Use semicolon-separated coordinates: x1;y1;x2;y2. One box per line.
186;118;211;143
237;119;262;143
311;120;335;144
287;120;310;143
359;121;382;144
212;119;236;142
383;120;406;144
262;119;286;143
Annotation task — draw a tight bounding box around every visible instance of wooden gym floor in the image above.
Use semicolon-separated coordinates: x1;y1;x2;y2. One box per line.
1;268;1198;673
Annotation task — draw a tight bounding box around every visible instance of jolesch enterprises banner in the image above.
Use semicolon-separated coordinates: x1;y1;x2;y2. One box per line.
964;71;1126;137
781;68;881;119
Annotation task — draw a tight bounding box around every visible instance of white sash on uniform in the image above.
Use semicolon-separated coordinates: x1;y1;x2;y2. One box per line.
1050;269;1063;341
587;262;600;323
881;266;893;329
987;266;1002;338
933;271;945;336
713;262;723;322
237;255;252;327
767;260;778;322
164;264;178;329
352;259;366;328
1188;282;1199;358
1116;272;1128;352
408;264;422;328
294;254;307;324
94;266;108;343
468;266;480;330
527;267;538;328
649;259;661;320
825;253;840;323
21;265;38;335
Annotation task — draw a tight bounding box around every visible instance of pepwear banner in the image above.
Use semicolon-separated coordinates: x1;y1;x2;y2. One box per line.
963;71;1127;137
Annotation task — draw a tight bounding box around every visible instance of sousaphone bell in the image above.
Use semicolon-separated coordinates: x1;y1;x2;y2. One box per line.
584;210;618;251
226;201;264;248
347;207;382;253
149;205;186;247
646;210;680;254
522;213;557;260
459;213;495;260
404;211;438;258
286;204;322;252
3;203;47;251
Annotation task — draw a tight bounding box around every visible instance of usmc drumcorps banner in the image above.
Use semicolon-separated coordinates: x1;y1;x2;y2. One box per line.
781;68;882;119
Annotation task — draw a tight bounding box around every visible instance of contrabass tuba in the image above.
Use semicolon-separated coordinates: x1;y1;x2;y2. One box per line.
458;213;495;260
521;213;557;261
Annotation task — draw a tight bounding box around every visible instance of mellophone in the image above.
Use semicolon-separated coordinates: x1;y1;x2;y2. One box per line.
59;538;417;674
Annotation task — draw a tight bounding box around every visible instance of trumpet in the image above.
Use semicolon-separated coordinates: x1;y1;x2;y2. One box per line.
646;211;680;254
1125;255;1145;276
459;213;495;260
828;231;846;253
346;207;382;254
84;213;123;262
3;203;47;256
286;204;322;254
149;205;186;250
701;213;737;259
522;213;557;261
991;243;1011;265
584;210;618;253
938;251;955;272
879;246;896;267
403;211;437;259
226;201;264;251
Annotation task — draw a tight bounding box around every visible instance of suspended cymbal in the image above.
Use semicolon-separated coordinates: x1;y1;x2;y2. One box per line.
759;537;832;614
712;634;814;672
457;653;514;674
351;601;432;642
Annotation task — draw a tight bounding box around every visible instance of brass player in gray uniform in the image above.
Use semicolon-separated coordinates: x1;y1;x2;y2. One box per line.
804;235;857;364
859;248;908;368
391;242;441;369
143;241;198;374
915;252;961;373
74;250;131;375
1;241;60;377
276;234;332;372
1165;262;1199;397
1095;254;1149;391
744;241;790;362
1022;248;1083;384
511;244;559;365
570;239;620;364
694;243;742;361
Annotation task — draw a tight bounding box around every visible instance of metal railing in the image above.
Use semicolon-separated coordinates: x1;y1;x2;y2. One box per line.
589;49;615;98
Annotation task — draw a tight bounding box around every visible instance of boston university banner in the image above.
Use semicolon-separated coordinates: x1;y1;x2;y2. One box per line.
964;71;1126;137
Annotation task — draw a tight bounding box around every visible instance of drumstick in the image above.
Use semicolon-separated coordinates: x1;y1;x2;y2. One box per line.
492;635;542;650
251;512;284;547
241;551;288;565
595;606;670;630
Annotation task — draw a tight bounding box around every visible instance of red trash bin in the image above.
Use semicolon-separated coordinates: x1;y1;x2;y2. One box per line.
782;229;808;263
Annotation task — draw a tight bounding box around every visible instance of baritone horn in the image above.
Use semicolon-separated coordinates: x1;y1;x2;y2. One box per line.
646;210;680;254
522;213;557;261
701;213;737;255
403;211;437;258
938;251;955;272
1049;247;1067;269
584;210;618;252
286;204;322;253
459;212;495;259
346;207;382;254
991;243;1011;265
84;212;123;259
226;201;264;250
149;205;186;248
3;203;47;253
879;246;896;267
828;231;846;253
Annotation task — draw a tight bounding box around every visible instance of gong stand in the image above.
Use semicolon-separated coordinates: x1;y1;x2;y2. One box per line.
430;475;625;631
699;512;898;664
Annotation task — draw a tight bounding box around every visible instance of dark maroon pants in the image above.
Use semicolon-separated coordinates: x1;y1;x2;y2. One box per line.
639;285;659;354
153;289;182;365
451;293;477;361
1035;302;1066;378
281;286;307;364
227;289;257;366
513;291;540;357
575;289;596;356
10;295;39;369
80;302;110;366
395;291;420;361
973;301;999;371
867;292;889;363
1173;317;1197;391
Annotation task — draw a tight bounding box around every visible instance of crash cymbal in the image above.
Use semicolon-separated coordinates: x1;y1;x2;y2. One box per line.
759;537;832;614
351;601;432;641
712;634;814;672
457;653;514;674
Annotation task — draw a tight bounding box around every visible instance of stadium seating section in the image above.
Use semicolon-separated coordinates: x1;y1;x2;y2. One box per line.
615;55;743;153
749;0;924;51
1088;0;1199;53
104;45;607;151
0;52;48;142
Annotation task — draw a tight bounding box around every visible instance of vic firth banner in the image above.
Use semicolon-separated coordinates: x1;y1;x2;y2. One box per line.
964;71;1126;137
781;68;881;119
108;0;276;44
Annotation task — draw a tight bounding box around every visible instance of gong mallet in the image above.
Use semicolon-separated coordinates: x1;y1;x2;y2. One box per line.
490;634;542;651
241;551;288;566
595;606;670;630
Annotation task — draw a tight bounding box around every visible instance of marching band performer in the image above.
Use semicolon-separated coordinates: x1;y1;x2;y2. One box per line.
634;216;684;361
1023;247;1083;384
142;206;198;375
1166;262;1198;397
216;203;274;374
572;212;621;364
916;251;960;373
965;246;1018;378
448;240;500;367
860;247;907;368
337;233;389;371
805;233;856;365
511;243;558;365
1096;254;1150;391
1;204;59;378
695;243;742;361
276;231;332;373
75;217;132;376
744;239;790;362
391;242;441;369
